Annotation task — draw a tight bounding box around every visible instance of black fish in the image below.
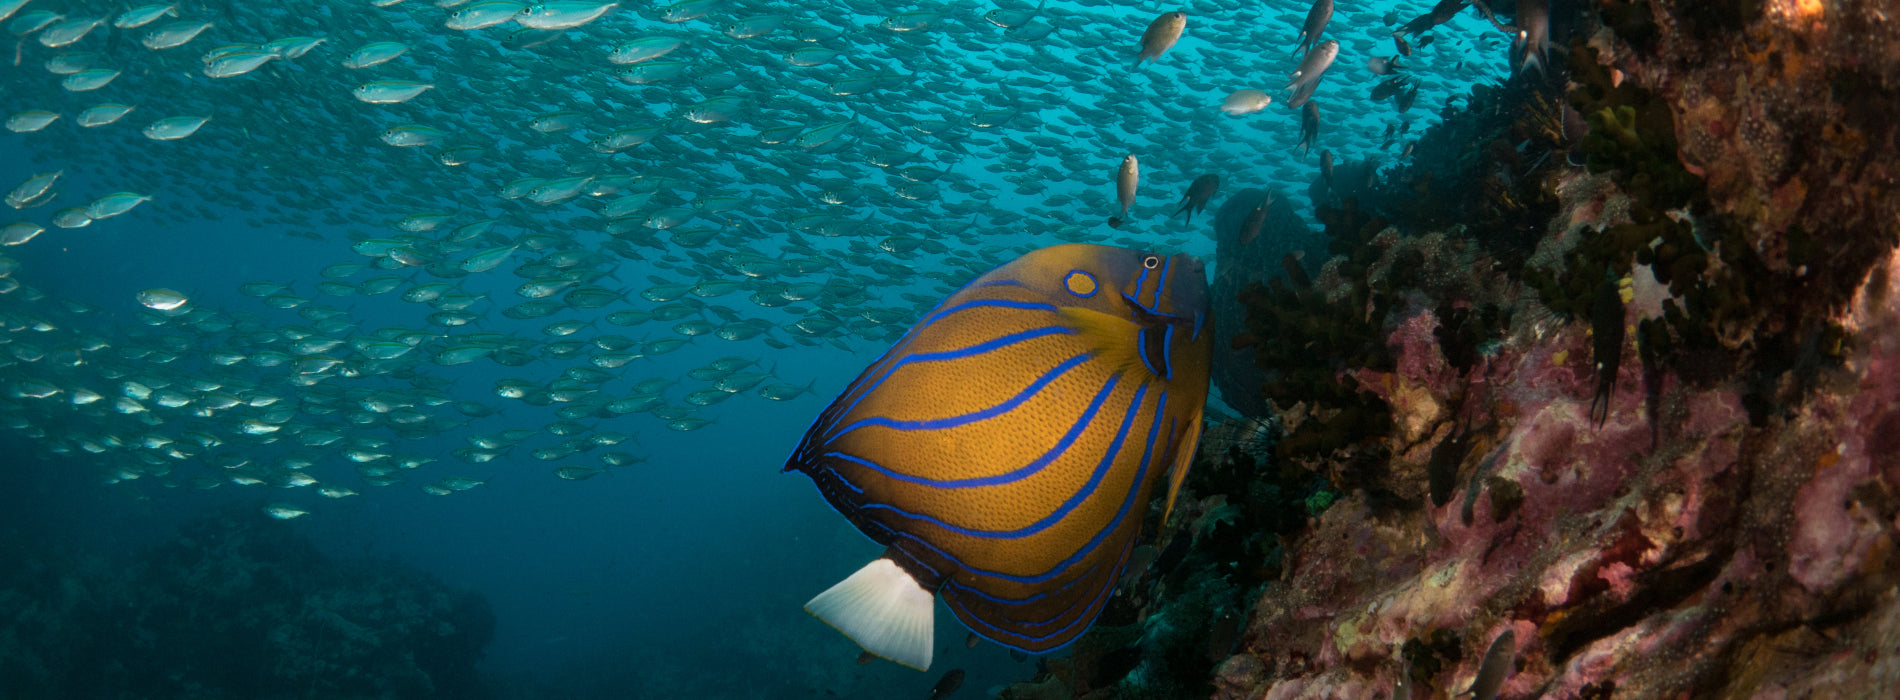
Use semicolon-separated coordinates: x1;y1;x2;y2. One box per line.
928;668;965;699
1298;102;1320;156
1173;174;1221;225
1589;273;1625;427
1239;198;1270;247
1371;75;1410;102
1395;0;1469;37
1293;0;1333;56
1512;0;1552;76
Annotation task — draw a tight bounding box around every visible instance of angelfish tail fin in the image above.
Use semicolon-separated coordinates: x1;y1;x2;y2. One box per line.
805;558;935;671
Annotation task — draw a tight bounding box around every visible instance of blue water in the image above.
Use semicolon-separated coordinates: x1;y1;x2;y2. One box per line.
0;0;1516;696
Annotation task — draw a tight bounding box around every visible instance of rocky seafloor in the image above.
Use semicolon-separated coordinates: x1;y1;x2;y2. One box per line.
1005;1;1900;698
0;506;494;699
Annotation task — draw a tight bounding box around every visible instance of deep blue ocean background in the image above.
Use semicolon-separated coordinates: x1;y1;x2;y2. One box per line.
0;1;1510;696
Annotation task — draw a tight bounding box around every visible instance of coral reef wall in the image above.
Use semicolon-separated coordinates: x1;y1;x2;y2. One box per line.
1216;2;1900;697
1210;188;1323;420
1004;2;1900;698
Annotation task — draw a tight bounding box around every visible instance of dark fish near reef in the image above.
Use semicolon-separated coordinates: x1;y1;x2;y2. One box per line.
1467;629;1516;700
1371;75;1410;102
1396;84;1419;113
1293;0;1332;57
928;668;965;699
1108;155;1139;228
1239;195;1270;247
1173;174;1220;225
787;244;1213;670
1589;274;1625;427
1136;11;1187;64
1562;103;1589;165
1396;0;1469;37
1298;102;1320;156
1511;0;1550;76
1320;151;1335;190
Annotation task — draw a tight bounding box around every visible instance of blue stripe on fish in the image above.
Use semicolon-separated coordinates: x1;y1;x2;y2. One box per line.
851;381;1149;539
1136;327;1159;376
869;389;1166;588
901;326;1072;364
833;353;1094;436
817;298;1062;438
945;538;1137;647
821;373;1121;489
1147;258;1162;308
952;560;1103;629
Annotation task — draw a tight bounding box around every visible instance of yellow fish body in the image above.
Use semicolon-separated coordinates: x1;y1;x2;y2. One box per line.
786;244;1212;670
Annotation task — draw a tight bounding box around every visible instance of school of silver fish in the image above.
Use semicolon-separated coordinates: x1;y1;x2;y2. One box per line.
0;0;1544;516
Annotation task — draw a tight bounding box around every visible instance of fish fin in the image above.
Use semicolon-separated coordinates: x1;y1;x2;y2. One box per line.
805;558;935;671
1160;408;1205;525
1057;307;1145;376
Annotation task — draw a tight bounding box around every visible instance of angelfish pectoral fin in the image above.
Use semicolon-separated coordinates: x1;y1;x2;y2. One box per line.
1160;409;1205;525
804;557;935;671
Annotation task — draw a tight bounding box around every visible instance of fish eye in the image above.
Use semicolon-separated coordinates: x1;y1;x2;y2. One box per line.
1141;255;1161;269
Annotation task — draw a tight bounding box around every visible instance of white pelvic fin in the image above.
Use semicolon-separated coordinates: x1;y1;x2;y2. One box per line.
805;558;934;671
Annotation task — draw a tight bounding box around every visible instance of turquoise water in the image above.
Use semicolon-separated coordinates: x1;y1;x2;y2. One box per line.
0;0;1518;696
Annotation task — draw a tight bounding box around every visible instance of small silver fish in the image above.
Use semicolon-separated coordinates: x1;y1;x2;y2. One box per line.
1108;154;1138;228
1285;39;1338;109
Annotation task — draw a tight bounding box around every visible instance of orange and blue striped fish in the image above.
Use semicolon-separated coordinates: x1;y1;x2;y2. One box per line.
785;244;1211;671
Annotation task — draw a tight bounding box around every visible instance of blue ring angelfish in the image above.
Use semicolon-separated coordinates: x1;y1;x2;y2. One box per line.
785;243;1212;671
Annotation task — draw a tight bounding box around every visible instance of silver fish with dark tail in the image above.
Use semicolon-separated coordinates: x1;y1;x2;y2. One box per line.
1285;39;1339;109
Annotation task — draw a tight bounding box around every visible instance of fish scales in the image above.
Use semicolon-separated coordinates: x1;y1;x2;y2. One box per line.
786;244;1210;670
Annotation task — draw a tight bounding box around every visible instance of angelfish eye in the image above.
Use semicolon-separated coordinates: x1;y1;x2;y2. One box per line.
1141;255;1161;269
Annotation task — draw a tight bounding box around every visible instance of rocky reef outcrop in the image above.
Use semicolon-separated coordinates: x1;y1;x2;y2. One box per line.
1003;1;1900;697
0;506;494;699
